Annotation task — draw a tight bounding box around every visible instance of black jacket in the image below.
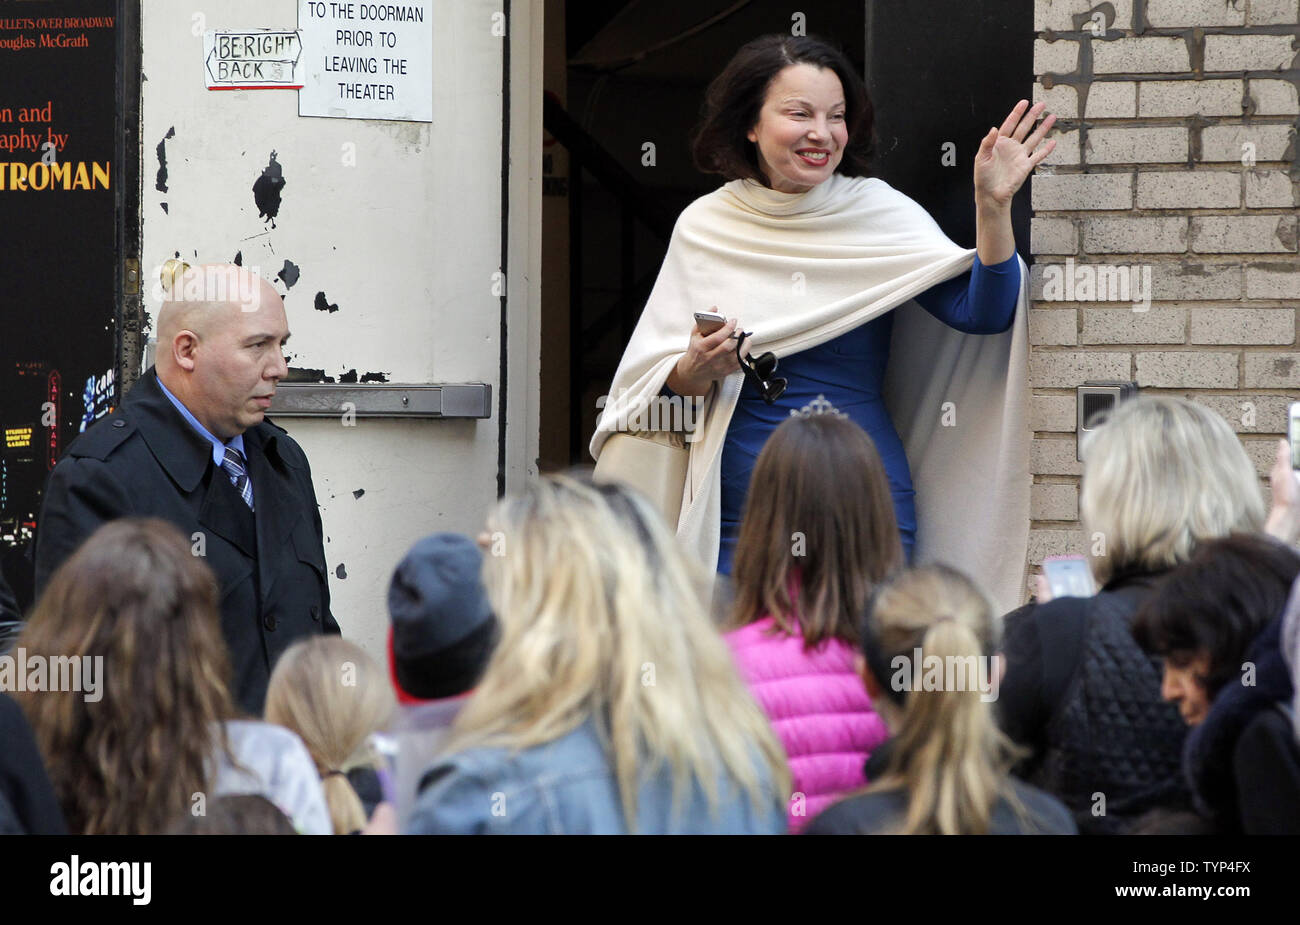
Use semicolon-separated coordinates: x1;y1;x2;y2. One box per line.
0;693;67;835
0;566;18;653
1185;616;1300;834
34;369;340;714
998;571;1190;834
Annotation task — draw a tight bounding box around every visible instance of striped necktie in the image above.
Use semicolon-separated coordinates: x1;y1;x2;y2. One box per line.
220;446;255;511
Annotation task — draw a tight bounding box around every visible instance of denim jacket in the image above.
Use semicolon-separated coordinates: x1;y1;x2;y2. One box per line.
406;719;786;834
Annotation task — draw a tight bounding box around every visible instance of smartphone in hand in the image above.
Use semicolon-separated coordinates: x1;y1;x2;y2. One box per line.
1289;402;1300;470
693;311;728;336
1041;554;1094;600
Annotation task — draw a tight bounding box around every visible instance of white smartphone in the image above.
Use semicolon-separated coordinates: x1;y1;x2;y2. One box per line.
693;311;728;336
1041;554;1095;600
1289;402;1300;470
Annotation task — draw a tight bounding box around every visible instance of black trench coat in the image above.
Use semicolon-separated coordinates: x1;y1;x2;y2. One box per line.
34;368;340;714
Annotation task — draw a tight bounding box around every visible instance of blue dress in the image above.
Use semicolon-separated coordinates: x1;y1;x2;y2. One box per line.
716;253;1021;575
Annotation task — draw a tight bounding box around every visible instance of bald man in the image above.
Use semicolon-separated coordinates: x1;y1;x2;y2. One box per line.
35;264;339;713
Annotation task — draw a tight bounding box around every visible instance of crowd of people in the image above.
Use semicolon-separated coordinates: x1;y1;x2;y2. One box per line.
1;34;1298;836
3;392;1300;835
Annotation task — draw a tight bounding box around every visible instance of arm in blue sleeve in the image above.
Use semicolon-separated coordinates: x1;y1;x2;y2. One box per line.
914;252;1020;335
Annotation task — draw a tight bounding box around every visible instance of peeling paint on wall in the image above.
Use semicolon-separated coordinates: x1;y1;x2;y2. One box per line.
287;366;336;383
314;291;339;313
335;563;347;579
276;259;300;289
352;489;365;499
360;372;390;383
233;250;243;266
253;150;286;227
155;126;174;193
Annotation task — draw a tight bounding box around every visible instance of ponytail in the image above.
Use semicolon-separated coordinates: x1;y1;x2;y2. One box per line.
264;637;396;835
319;768;369;835
861;566;1024;834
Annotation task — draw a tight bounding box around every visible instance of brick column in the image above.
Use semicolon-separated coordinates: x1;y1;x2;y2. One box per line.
1028;0;1300;587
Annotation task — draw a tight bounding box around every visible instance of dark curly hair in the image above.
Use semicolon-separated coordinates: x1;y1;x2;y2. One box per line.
1132;532;1300;697
692;35;874;186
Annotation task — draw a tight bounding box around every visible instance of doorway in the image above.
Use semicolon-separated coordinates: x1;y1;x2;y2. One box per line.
538;0;1032;470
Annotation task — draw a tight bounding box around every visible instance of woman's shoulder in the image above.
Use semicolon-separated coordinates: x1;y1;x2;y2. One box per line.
221;719;314;769
411;725;608;803
1003;778;1079;834
803;787;905;834
215;720;331;834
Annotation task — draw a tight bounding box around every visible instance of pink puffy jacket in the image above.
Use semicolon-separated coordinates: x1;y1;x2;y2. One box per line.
726;615;890;833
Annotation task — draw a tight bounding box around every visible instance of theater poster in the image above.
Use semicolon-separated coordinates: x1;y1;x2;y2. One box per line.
0;1;121;607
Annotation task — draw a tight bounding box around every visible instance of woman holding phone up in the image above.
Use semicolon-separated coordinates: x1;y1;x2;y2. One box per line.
592;35;1048;610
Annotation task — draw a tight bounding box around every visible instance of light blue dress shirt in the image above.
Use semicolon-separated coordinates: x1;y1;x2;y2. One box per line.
156;374;254;509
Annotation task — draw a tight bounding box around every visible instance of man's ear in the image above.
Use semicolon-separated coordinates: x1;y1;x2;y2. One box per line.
173;330;199;372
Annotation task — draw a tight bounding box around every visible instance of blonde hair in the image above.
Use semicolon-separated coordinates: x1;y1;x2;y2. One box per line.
265;637;396;834
1080;395;1264;585
862;565;1026;835
445;473;790;831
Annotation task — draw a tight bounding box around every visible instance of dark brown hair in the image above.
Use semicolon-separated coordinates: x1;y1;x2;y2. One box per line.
728;412;902;648
167;794;298;835
692;35;874;185
1132;532;1300;697
16;518;236;834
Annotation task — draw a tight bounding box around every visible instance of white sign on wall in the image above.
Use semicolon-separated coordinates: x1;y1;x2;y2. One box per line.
297;1;433;122
204;30;304;90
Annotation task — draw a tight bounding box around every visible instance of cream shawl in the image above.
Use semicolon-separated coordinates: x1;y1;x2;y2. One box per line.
590;174;1031;613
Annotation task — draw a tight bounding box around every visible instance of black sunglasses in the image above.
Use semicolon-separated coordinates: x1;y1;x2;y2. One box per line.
735;331;787;405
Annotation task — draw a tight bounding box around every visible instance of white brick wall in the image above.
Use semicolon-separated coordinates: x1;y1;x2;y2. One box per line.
1031;217;1079;254
1029;351;1131;387
1146;0;1246;27
1189;307;1296;345
1086;126;1187;163
1248;0;1300;25
1204;34;1298;72
1034;0;1134;31
1082;216;1188;253
1194;394;1294;433
1033;172;1134;210
1244;353;1300;388
1250;80;1300;116
1199;125;1294;163
1138;80;1244;117
1136;170;1240;209
1088;81;1139;118
1081;305;1187;344
1136;351;1239;388
1245;171;1297;208
1092;37;1190;73
1027;5;1299;592
1035;38;1080;74
1032;482;1080;520
1246;265;1300;298
1029;308;1080;345
1189;215;1298;254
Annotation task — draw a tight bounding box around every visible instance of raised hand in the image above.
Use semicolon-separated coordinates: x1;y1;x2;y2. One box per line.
974;100;1057;208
